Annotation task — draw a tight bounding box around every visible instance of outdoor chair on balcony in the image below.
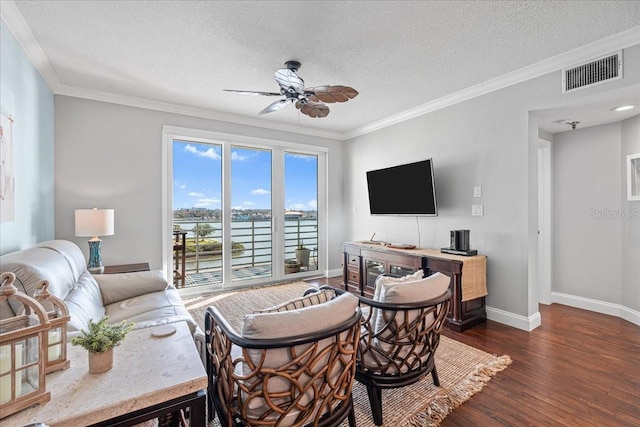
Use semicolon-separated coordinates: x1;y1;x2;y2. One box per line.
205;289;361;427
331;271;451;425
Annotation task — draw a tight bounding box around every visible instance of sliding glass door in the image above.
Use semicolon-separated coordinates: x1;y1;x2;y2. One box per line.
230;146;273;283
166;128;325;291
284;152;318;275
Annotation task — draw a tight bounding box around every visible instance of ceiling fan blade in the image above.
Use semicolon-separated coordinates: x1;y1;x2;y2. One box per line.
224;89;282;96
259;98;294;115
295;100;330;118
305;85;359;103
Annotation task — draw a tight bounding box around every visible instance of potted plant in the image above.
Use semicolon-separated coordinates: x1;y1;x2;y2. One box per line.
284;259;301;274
295;241;310;268
71;316;134;374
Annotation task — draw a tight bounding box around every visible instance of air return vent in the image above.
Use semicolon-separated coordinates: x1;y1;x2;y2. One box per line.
562;51;622;93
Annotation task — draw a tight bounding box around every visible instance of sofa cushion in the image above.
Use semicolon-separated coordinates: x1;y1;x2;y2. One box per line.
1;247;79;313
94;270;168;305
36;240;87;282
104;287;197;335
63;271;106;334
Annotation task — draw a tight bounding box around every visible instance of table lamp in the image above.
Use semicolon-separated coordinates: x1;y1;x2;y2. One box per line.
75;208;114;273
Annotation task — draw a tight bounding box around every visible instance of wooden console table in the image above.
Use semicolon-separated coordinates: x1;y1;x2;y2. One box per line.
341;242;487;332
3;321;207;426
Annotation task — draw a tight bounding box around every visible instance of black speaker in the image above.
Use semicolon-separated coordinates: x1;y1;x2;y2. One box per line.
451;230;470;251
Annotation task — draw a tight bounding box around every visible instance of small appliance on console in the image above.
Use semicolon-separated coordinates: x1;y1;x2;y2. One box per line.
441;229;477;256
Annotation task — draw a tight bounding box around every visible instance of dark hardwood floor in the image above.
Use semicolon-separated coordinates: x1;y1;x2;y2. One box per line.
306;277;640;426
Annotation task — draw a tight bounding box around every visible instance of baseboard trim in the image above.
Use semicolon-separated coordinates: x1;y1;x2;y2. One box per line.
486;306;541;332
551;292;640;327
327;268;343;278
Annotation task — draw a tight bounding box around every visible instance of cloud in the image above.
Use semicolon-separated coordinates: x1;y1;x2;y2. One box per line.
232;151;247;161
307;199;317;209
184;144;220;160
288;153;316;161
251;188;271;195
179;184;187;189
194;197;221;208
188;192;204;197
243;201;255;206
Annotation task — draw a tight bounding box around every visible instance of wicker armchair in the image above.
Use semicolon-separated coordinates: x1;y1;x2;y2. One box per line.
332;272;451;425
205;291;361;427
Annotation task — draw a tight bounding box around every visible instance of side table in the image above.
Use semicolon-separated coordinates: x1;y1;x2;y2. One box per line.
2;322;207;426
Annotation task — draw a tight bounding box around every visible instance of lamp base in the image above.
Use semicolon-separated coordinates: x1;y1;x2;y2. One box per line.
88;265;105;274
87;239;104;273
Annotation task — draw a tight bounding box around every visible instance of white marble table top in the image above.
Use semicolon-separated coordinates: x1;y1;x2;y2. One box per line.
3;321;207;426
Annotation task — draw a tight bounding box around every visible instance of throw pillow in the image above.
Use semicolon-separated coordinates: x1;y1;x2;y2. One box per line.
95;270;168;305
254;288;335;313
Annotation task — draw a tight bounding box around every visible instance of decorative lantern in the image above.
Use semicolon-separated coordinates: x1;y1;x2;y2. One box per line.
0;272;51;419
34;280;71;373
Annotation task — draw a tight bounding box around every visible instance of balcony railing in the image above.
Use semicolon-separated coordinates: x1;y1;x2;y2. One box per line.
173;218;318;285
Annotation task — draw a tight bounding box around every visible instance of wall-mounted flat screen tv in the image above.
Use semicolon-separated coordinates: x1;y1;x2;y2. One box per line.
366;159;438;216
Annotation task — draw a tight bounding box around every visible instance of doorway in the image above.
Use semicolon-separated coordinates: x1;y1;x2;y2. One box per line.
537;139;552;305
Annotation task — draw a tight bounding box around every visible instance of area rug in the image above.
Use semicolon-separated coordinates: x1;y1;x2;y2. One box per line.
185;282;512;427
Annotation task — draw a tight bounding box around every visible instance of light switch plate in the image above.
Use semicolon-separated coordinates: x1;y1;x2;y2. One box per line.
474;186;482;198
472;204;484;216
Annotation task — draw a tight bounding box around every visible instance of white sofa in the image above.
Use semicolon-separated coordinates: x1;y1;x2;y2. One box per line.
0;240;204;359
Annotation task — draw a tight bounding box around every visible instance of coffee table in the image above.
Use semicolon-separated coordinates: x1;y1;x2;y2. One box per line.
3;321;207;426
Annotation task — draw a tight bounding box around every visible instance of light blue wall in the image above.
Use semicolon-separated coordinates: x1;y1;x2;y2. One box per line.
0;20;55;254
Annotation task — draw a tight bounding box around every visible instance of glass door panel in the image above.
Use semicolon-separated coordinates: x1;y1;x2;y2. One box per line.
172;140;223;286
231;146;273;282
284;152;319;275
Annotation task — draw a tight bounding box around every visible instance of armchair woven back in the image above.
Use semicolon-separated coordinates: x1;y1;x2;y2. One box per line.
329;283;451;426
205;302;361;427
357;290;451;380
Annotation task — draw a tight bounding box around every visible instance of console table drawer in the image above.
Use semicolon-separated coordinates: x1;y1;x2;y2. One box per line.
347;254;360;266
346;267;360;284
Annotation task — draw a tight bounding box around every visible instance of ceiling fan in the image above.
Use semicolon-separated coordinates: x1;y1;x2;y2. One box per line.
224;60;358;118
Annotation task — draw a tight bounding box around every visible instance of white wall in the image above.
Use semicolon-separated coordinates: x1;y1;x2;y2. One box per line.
553;123;622;303
0;20;55;254
344;45;640;328
621;115;640;313
53;96;344;270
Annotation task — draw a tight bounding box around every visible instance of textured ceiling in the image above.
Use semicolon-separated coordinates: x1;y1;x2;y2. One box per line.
5;0;640;138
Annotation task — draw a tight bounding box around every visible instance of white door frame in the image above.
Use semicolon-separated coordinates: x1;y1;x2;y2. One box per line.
537;139;552;305
161;125;328;294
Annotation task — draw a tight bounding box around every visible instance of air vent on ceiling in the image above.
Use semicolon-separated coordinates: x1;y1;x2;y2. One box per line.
562;51;622;93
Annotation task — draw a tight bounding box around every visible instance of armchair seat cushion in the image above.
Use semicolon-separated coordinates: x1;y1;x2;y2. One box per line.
104;288;197;334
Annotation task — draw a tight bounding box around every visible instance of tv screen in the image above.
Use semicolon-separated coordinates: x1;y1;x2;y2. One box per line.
366;159;438;216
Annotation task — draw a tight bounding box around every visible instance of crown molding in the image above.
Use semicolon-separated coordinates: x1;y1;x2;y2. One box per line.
345;26;640;140
1;0;60;92
3;1;639;142
57;83;346;141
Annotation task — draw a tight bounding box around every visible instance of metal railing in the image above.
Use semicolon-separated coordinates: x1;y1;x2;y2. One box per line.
173;218;318;276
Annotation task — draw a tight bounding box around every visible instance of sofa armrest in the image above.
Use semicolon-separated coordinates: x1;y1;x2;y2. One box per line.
94;270;169;305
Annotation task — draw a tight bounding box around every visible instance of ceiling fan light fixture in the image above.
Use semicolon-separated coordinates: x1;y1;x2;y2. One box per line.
610;104;637;112
225;60;358;119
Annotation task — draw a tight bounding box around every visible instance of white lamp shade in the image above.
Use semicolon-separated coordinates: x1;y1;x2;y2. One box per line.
75;208;114;237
